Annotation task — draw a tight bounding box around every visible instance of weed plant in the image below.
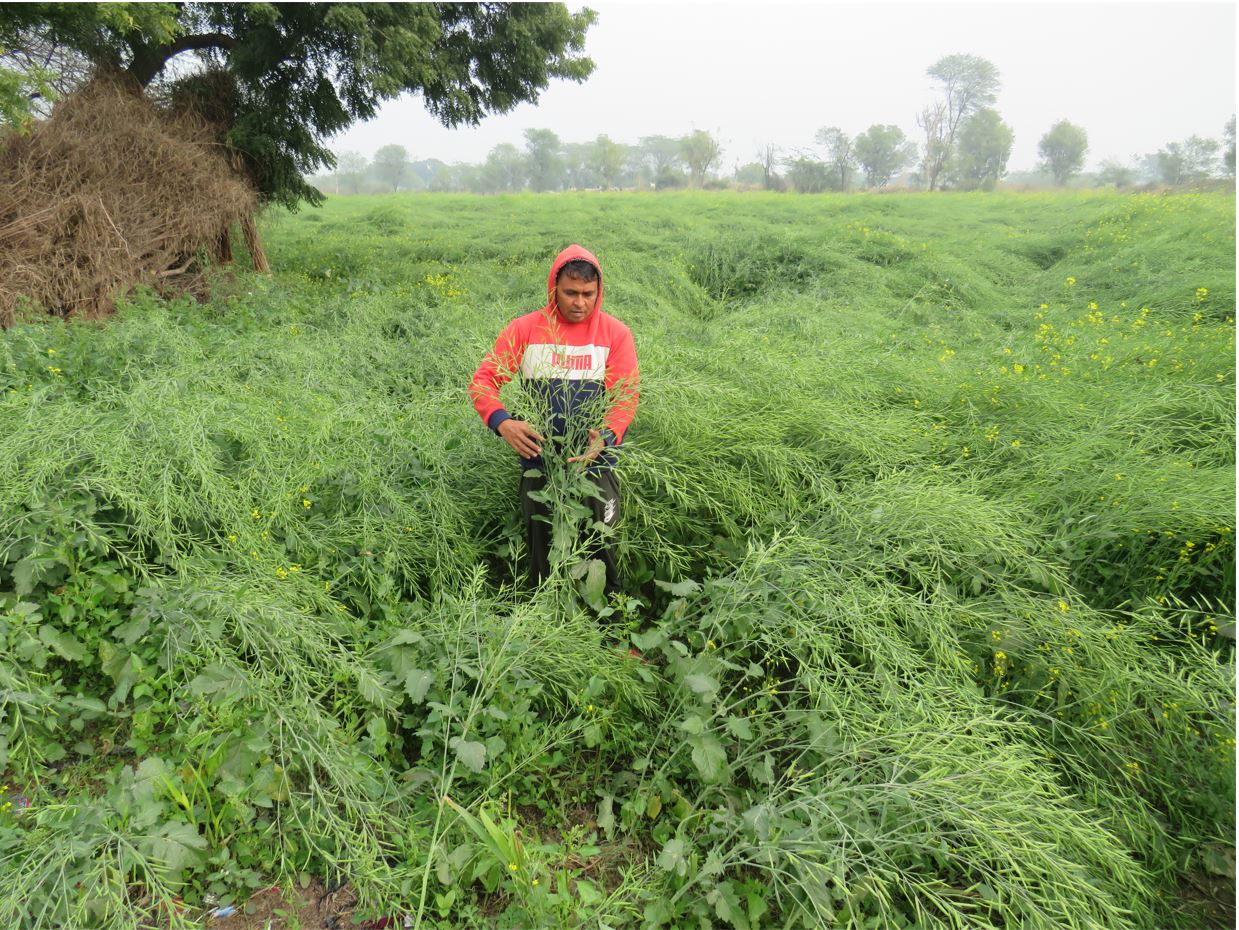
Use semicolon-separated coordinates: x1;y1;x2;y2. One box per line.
0;190;1232;929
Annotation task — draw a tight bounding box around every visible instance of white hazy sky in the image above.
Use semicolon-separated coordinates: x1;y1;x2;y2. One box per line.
330;1;1236;173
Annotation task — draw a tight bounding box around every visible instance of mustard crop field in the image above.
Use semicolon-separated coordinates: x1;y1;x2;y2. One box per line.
0;190;1234;929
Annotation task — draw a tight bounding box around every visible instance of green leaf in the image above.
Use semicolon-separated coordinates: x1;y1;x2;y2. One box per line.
678;713;706;735
1202;843;1235;878
101;645;141;705
742;804;771;842
582;558;607;610
39;624;86;661
576;878;603;906
726;715;753;740
13;558;41;596
631;628;666;651
655;578;701;597
711;880;749;930
356;670;392;708
689;733;728;784
113;612;151;645
596;794;615;840
747;890;768;924
404;669;434;703
450;737;486;773
683;673;718;697
583;722;602;747
143;820;208;876
188;663;247;698
656;837;687;876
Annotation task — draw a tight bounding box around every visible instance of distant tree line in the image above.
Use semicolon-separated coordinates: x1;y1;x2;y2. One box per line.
318;54;1236;195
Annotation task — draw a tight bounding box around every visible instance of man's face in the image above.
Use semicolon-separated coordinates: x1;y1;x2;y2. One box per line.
554;272;598;323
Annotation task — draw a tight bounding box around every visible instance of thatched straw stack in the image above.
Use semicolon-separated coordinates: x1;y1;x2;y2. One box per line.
0;76;256;326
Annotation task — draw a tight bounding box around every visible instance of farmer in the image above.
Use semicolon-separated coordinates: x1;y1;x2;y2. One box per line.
470;244;639;592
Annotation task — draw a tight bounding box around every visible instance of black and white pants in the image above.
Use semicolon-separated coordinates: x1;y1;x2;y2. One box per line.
519;468;621;592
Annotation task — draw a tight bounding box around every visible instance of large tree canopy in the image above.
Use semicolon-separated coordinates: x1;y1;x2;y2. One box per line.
0;3;596;207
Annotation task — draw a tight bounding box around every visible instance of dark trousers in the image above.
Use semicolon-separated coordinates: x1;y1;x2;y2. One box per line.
520;468;621;592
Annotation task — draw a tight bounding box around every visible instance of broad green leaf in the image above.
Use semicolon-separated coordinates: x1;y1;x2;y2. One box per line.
39;624;86;661
655;578;701;597
683;673;718;696
678;713;706;735
576;878;603;906
404;668;434;703
450;737;486;773
656;837;687;875
689;733;728;783
747;890;768;924
583;558;607;610
583;722;602;747
188;663;247;698
711;880;749;930
702;849;724;876
356;670;392;708
631;628;665;651
596;794;615;840
646;793;662;819
143;820;208;876
13;558;40;596
742;804;771;841
726;715;753;740
112;612;151;645
101;645;141;705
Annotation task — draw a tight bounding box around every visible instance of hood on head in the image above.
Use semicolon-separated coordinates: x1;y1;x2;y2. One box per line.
545;244;603;321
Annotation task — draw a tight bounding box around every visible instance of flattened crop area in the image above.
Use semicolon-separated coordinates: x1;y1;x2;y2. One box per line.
0;191;1233;930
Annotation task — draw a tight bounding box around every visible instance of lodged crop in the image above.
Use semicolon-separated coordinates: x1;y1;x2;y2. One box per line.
0;190;1233;929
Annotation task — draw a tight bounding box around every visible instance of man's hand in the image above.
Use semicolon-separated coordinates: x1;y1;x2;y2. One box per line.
498;419;544;458
568;428;605;466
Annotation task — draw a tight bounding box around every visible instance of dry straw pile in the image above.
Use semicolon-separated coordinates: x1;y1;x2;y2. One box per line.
0;76;256;327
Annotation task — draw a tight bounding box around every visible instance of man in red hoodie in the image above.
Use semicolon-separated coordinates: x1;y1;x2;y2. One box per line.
470;245;639;592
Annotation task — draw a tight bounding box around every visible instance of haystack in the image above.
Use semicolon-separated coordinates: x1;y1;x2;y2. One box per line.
0;77;258;327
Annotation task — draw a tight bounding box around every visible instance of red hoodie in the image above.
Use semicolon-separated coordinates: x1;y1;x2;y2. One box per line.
470;245;639;464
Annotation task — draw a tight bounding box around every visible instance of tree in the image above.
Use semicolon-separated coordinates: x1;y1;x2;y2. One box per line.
953;108;1013;190
1224;115;1235;177
1095;159;1135;189
481;143;526;192
735;162;767;187
0;3;596;208
783;156;831;193
524;128;563;192
373;144;410;192
1038;120;1089;185
0;3;177;126
922;53;1000;190
680;129;722;187
560;140;593;189
335;151;369;195
589;134;626;189
916;101;949;191
1156;136;1220;185
638;135;681;176
853;124;916;189
815;127;857;191
757;142;782;191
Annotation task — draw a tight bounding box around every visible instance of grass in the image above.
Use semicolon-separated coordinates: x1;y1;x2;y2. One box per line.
0;189;1233;929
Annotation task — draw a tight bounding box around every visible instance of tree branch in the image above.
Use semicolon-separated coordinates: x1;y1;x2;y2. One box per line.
128;32;237;86
163;32;237;58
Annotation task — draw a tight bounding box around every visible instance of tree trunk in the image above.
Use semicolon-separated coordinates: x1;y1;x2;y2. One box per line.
241;213;270;274
216;226;234;264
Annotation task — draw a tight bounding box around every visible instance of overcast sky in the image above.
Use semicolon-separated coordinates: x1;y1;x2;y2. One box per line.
329;1;1236;174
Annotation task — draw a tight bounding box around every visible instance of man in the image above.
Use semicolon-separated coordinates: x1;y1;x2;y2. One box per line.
470;244;639;592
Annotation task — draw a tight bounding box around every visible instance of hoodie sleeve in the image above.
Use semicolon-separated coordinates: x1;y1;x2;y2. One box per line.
470;318;526;432
602;323;639;445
